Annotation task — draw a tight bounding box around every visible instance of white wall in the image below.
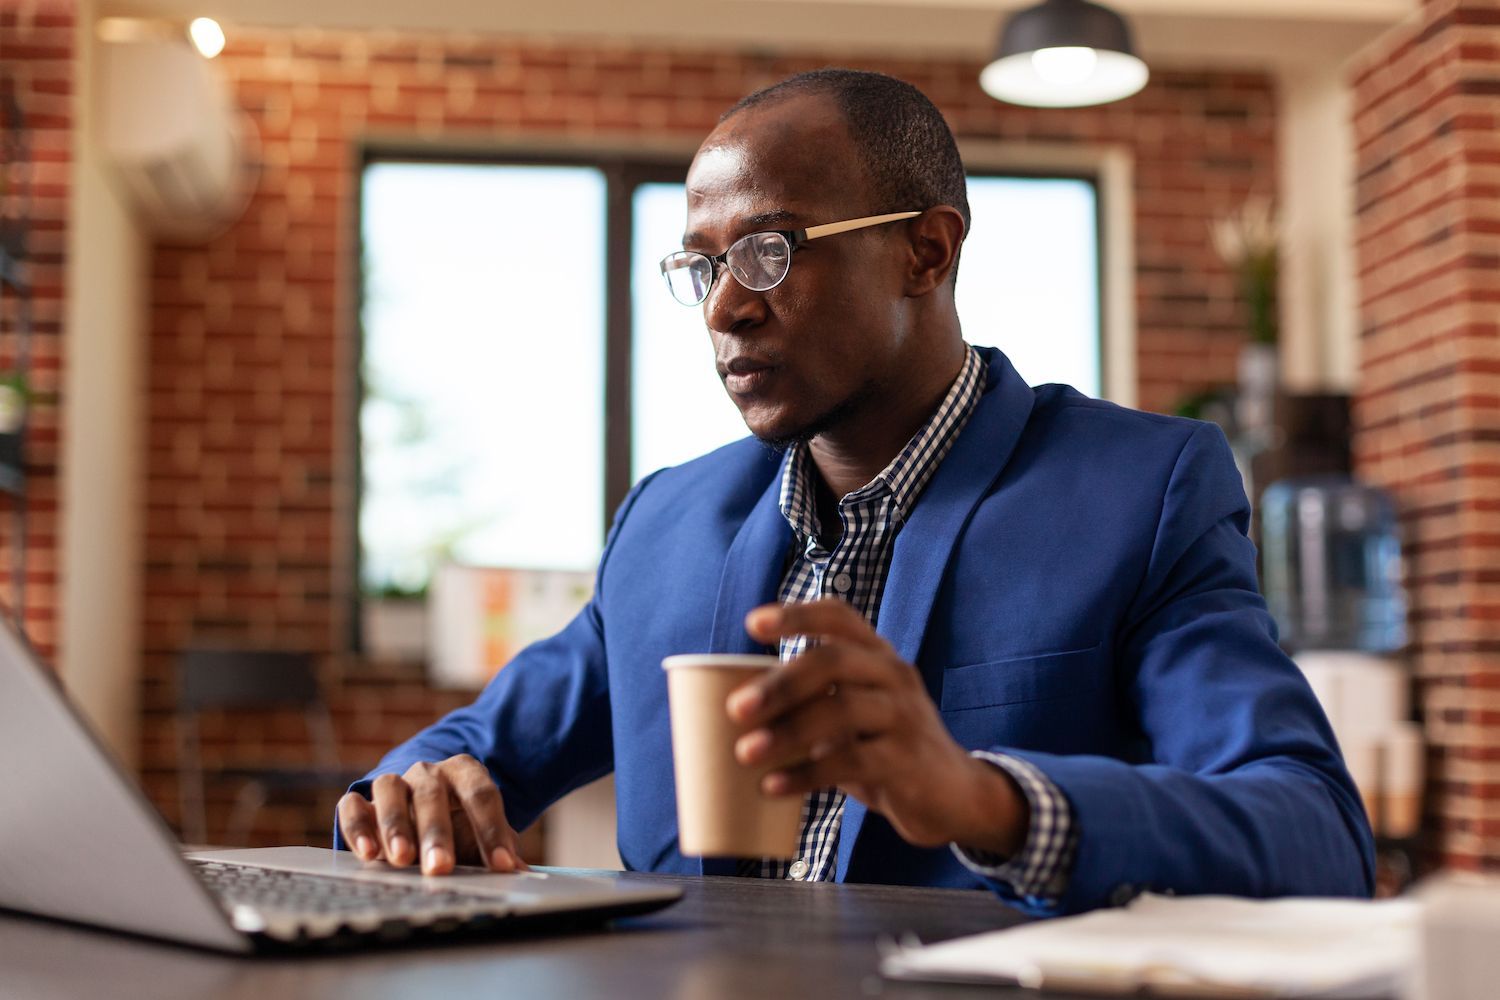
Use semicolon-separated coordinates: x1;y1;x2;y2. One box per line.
60;0;149;767
545;777;625;870
1276;69;1359;393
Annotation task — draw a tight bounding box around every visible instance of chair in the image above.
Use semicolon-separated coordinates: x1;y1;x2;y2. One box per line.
176;648;364;846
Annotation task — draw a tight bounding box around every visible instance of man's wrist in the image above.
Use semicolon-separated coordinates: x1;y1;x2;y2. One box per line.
948;754;1031;858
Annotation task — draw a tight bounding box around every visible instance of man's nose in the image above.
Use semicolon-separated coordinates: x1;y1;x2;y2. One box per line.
703;266;766;335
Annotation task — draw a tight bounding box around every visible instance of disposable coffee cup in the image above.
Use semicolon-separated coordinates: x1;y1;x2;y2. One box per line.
662;654;802;858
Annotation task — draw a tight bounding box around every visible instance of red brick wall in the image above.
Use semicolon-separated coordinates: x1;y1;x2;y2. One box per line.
137;28;1278;846
1350;0;1500;870
0;0;69;661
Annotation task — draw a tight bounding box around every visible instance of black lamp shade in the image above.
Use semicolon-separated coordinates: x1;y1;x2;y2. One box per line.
998;0;1135;58
981;0;1149;108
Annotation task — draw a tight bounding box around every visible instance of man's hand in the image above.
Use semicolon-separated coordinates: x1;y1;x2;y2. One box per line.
336;754;528;876
728;599;1030;857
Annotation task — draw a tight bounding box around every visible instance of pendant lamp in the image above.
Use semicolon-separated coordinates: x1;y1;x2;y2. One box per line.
980;0;1149;108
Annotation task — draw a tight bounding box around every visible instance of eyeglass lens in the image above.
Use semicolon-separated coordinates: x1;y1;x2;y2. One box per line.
662;253;714;306
661;231;794;305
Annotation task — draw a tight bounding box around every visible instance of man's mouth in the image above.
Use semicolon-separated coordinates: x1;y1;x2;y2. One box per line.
720;356;778;394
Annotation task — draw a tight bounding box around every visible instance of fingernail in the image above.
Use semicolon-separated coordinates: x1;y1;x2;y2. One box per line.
355;835;375;859
735;729;771;763
762;772;788;795
390;835;410;862
727;686;763;719
424;846;450;874
746;606;781;633
490;846;513;871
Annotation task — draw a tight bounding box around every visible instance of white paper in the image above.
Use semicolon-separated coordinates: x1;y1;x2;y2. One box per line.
880;894;1420;999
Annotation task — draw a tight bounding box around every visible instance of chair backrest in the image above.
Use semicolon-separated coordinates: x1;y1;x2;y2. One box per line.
174;647;337;846
177;649;322;713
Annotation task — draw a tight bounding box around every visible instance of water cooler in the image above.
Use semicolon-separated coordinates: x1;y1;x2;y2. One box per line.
1260;476;1422;842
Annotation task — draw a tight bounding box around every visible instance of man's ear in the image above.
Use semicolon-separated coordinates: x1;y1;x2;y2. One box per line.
903;206;966;297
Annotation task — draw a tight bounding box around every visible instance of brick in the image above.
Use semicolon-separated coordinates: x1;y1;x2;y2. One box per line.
1352;0;1500;870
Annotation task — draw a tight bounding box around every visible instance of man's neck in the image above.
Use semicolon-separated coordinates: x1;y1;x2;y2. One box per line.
807;340;968;501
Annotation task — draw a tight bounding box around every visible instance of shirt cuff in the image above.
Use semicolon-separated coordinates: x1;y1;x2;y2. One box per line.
950;750;1079;903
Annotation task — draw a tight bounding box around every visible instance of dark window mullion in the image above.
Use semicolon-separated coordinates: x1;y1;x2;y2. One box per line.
602;163;634;530
605;161;689;526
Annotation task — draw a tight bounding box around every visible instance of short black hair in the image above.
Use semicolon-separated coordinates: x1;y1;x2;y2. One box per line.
723;68;971;237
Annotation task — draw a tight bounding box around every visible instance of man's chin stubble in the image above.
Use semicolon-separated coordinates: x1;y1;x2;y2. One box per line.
748;384;876;454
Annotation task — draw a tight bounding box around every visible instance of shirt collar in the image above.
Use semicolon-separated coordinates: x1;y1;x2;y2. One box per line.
777;344;987;541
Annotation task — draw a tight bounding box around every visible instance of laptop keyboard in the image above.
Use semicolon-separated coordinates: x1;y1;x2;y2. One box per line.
191;860;514;942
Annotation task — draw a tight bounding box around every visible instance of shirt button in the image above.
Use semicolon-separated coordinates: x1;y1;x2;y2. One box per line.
788;859;810;880
832;573;852;593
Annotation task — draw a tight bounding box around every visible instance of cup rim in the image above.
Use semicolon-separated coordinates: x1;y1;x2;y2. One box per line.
661;653;781;672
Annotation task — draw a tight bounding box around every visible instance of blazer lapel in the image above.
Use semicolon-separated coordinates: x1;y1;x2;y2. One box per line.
701;463;791;877
708;467;792;655
836;346;1036;881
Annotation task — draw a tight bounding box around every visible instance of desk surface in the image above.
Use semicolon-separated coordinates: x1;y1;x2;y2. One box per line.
1;869;1053;1000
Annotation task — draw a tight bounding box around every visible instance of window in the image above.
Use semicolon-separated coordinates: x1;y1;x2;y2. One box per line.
357;157;1101;627
630;182;749;483
359;162;607;596
958;176;1100;396
626;176;1100;478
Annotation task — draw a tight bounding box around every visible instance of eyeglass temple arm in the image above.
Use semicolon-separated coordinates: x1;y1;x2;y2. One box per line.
800;211;921;242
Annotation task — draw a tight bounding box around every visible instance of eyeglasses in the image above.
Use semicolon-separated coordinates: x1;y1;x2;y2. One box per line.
658;211;921;306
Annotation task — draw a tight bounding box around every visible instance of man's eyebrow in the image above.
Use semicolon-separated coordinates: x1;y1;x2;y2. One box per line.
681;209;800;249
743;209;798;229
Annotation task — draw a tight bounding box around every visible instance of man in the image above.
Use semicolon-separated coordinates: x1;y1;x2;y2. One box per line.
337;69;1374;915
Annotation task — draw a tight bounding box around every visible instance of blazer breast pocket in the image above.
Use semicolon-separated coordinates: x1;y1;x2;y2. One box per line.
938;643;1107;713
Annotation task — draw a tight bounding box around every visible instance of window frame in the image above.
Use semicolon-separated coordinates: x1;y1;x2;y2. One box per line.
958;140;1134;407
350;146;687;652
961;168;1106;398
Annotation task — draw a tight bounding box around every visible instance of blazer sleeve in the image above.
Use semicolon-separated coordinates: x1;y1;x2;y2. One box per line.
977;422;1376;915
333;472;660;848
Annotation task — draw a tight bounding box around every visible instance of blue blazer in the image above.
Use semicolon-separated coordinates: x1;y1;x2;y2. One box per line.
344;346;1375;915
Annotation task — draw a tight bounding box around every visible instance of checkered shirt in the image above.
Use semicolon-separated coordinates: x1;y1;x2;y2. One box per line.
738;344;1079;903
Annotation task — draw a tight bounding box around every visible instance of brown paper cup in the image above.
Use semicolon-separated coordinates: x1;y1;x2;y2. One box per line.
662;654;802;859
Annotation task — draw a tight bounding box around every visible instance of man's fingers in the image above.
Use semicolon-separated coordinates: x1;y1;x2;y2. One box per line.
762;740;879;799
728;642;906;727
359;758;529;876
371;773;417;867
337;792;380;861
404;762;457;875
443;757;527;872
735;686;895;771
744;599;887;650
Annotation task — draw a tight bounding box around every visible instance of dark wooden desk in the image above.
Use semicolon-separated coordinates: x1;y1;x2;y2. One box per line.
1;870;1049;1000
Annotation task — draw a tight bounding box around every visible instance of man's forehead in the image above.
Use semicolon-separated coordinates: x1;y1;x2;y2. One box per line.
681;155;818;246
683;97;863;241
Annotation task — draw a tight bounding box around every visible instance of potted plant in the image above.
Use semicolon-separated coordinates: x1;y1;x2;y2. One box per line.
1211;198;1279;447
0;371;28;435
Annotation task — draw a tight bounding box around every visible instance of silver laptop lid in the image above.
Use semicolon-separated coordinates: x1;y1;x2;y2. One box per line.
0;618;249;952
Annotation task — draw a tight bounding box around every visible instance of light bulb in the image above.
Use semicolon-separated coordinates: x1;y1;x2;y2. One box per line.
188;17;225;59
1030;47;1098;87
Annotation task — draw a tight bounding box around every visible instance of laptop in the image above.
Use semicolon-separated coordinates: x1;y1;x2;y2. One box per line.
0;618;681;952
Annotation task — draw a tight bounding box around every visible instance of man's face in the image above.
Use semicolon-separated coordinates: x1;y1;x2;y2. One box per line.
683;94;915;447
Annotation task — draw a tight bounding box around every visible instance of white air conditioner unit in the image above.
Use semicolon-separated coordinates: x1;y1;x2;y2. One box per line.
99;37;256;240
